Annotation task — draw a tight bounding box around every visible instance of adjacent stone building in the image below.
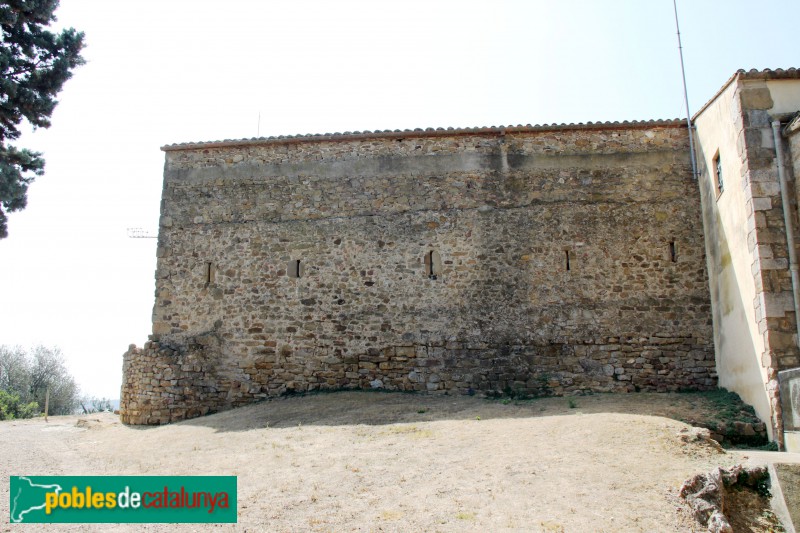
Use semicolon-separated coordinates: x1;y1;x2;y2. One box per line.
693;68;800;449
121;68;800;449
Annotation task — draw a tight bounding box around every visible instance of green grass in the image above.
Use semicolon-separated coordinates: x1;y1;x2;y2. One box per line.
567;398;577;409
678;388;768;448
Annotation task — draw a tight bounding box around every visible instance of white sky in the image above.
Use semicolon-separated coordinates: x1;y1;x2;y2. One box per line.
1;0;798;399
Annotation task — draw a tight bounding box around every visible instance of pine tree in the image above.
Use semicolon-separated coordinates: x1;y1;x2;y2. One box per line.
0;0;84;238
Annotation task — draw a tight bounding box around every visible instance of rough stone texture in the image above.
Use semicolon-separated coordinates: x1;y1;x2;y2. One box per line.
120;124;715;425
676;426;724;452
679;464;770;533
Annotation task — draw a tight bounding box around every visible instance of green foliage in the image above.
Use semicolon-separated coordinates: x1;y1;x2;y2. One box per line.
0;345;31;396
702;388;759;421
502;385;532;400
29;345;78;414
680;388;768;448
93;397;112;412
0;389;39;420
756;441;779;452
0;0;85;238
567;398;577;409
0;345;78;415
78;396;112;414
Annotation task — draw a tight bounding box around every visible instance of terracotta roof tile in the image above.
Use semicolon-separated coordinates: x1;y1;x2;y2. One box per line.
693;68;799;120
161;119;686;151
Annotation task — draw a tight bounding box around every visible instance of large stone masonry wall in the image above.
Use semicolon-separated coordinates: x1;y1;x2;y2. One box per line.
121;124;715;425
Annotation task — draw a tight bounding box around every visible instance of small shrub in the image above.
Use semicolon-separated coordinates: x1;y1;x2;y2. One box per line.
756;441;778;452
567;398;577;409
0;390;39;420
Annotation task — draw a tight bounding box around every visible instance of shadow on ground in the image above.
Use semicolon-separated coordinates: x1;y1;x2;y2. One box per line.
140;389;766;441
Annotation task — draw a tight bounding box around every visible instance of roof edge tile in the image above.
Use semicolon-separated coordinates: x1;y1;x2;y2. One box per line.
693;68;800;121
161;119;686;151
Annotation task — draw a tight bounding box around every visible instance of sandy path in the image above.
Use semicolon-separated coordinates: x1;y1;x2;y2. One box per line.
0;391;776;532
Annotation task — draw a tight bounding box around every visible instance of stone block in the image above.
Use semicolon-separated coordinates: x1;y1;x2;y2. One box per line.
745;109;772;128
750;181;780;198
761;292;795;318
759;258;789;270
740;87;774;110
752;197;772;211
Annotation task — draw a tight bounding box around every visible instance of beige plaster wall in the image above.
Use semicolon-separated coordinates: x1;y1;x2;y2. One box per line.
766;80;800;116
696;76;800;442
695;81;772;435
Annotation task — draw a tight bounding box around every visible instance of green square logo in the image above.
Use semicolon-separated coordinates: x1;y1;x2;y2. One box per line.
9;476;237;523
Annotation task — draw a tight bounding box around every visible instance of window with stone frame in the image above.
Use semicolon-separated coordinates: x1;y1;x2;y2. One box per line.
713;151;724;196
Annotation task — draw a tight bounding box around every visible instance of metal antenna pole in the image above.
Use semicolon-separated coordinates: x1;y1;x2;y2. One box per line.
673;0;698;180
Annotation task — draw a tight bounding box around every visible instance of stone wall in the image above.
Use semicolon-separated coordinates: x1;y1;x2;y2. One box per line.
121;123;715;425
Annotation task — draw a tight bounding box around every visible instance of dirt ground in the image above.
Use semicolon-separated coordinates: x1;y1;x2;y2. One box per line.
775;463;800;528
0;391;794;532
